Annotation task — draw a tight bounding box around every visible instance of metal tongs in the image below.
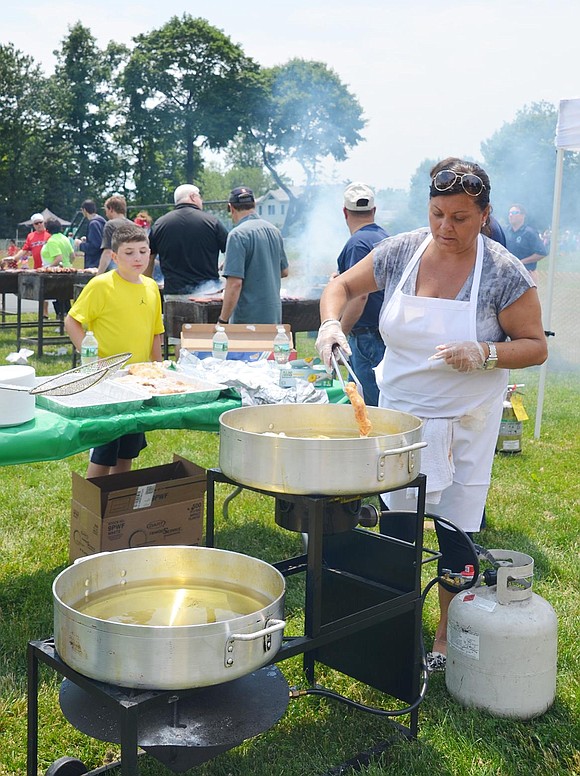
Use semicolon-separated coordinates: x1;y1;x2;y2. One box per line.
330;346;364;399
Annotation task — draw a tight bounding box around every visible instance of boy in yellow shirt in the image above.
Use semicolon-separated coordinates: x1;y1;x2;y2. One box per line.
65;223;164;476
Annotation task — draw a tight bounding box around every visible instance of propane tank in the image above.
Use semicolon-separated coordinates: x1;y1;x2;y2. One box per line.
446;550;557;719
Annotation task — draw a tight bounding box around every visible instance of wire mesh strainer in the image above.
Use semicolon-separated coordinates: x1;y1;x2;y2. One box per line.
0;353;132;396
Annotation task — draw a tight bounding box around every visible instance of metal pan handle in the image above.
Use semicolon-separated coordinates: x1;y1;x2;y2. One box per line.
224;619;286;668
377;441;427;480
228;619;286;642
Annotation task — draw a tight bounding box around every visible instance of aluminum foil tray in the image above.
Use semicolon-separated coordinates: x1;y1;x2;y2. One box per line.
36;379;148;418
111;367;226;408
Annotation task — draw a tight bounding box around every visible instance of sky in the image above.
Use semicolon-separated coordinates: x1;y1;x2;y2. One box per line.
3;0;579;191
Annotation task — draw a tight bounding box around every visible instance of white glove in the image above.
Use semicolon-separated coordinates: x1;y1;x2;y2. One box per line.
315;319;351;367
429;341;485;373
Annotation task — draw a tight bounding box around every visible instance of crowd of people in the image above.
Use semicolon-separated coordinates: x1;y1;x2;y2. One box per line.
14;164;549;674
60;185;287;479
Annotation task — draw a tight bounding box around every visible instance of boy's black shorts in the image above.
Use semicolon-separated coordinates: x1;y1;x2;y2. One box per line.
90;433;147;467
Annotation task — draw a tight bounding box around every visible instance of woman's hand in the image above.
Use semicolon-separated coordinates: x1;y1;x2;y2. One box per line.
429;341;485;373
315;319;351;367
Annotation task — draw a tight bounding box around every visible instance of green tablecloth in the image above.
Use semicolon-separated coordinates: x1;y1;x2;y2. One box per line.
0;386;344;467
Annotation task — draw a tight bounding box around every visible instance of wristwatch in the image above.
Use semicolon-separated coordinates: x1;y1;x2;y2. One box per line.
483;341;498;370
217;317;228;324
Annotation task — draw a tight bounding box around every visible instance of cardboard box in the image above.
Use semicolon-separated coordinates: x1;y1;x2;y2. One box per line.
290;358;333;388
70;455;206;561
180;323;295;362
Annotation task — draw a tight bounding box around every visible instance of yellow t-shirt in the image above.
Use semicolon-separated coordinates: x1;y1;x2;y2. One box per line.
69;271;164;363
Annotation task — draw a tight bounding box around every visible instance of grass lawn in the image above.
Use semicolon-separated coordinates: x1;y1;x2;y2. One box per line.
0;322;578;775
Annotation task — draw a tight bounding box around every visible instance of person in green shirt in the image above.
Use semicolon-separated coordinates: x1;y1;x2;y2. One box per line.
40;218;75;317
41;219;74;267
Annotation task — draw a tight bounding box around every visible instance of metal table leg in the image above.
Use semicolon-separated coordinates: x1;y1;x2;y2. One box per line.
26;642;39;776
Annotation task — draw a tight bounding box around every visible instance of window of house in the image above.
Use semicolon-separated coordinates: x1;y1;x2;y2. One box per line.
281;204;286;214
258;205;263;215
268;205;275;215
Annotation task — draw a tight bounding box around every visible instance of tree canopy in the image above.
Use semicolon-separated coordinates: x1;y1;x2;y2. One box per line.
247;58;365;232
1;19;368;233
122;15;262;192
481;101;580;229
0;44;46;233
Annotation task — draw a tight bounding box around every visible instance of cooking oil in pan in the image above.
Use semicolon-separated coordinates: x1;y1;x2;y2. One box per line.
260;430;385;439
75;578;270;627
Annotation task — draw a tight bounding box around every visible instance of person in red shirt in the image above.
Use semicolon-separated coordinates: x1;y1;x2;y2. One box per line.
13;213;50;269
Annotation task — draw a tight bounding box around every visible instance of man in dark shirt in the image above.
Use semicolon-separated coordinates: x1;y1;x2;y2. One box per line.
75;199;106;269
149;184;228;295
335;182;388;405
505;204;547;282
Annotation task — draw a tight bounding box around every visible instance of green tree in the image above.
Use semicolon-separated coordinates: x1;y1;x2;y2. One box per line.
247;58;366;232
407;158;437;229
481;101;580;230
122;15;262;200
37;23;123;214
198;161;273;203
0;44;46;232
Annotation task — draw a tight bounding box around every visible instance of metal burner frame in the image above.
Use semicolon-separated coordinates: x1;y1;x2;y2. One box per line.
28;638;166;775
207;469;428;742
27;471;429;775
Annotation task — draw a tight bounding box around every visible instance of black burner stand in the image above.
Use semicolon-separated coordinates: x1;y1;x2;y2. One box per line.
207;470;427;740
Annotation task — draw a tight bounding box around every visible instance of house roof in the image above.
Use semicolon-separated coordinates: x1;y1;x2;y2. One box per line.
256;186;303;204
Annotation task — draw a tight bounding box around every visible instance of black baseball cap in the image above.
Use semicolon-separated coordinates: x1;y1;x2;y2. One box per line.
228;186;255;205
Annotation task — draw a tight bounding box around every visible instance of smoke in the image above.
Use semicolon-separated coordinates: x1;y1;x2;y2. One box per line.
281;186;348;298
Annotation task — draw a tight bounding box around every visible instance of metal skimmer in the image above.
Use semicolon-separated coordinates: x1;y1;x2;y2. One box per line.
0;353;132;396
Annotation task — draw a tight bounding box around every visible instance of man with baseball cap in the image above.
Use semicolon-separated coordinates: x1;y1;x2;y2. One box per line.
149;184;228;295
334;182;388;405
13;213;50;269
218;187;288;324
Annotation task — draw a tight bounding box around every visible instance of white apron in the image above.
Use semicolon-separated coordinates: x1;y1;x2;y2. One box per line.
375;234;508;531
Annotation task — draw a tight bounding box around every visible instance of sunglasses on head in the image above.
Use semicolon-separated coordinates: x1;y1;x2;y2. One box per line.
33;221;43;225
509;209;521;215
432;170;485;197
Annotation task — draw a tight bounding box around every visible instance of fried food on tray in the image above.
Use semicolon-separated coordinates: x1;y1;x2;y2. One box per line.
345;382;372;437
127;362;166;379
118;363;197;395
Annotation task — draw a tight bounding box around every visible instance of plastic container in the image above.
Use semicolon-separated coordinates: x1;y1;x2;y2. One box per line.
80;331;99;366
212;325;228;360
273;326;290;364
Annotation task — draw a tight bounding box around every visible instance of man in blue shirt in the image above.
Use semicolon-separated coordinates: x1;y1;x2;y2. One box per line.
218;187;288;325
75;199;106;269
335;182;388;405
505;204;547;282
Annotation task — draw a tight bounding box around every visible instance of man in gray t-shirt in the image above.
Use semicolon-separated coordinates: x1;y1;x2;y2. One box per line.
97;194;132;274
218;187;289;325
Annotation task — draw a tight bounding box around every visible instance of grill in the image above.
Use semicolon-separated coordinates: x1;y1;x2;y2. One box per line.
163;297;321;340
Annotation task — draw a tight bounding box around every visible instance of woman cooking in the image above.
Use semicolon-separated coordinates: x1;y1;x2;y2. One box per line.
316;157;547;671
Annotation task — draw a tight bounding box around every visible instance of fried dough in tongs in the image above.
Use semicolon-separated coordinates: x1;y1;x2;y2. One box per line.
330;347;372;437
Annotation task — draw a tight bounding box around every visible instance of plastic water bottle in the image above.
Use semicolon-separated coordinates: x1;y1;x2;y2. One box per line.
273;326;290;364
212;325;228;360
80;331;99;366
